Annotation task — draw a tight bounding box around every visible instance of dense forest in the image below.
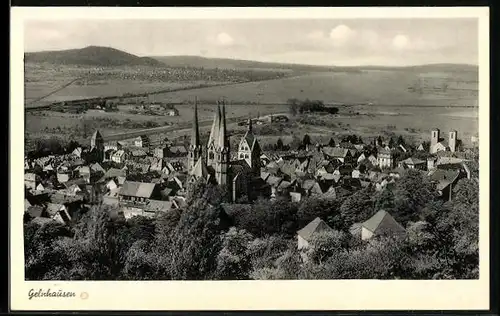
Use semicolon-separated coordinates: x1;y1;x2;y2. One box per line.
24;169;478;280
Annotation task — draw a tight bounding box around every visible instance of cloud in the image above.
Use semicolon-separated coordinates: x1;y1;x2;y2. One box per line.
216;32;234;46
392;34;410;50
329;24;357;46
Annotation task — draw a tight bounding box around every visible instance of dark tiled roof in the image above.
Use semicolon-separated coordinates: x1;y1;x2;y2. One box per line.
27;205;45;217
428;169;460;183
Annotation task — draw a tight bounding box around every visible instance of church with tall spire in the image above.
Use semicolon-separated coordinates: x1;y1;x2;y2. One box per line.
188;98;268;202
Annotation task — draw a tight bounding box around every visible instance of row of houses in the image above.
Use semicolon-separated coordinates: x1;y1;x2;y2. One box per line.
257;136;475;203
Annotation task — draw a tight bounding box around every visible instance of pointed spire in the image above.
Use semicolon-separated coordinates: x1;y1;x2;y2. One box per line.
218;99;227;149
208;101;221;148
190;97;200;147
247;113;253;132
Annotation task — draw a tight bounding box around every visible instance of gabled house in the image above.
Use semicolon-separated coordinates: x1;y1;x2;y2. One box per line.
134;135;149;148
102;187;121;206
289;191;303;203
297;217;334;251
43;164;54;172
266;175;283;188
90;163;105;174
105;179;118;191
377;148;395;169
119;181;160;204
144;199;178;215
360;210;406;240
35;183;45;191
417;143;427;151
24;173;39;191
260;171;271;182
149;157;163;172
322;147;353;164
399;157;426;170
56;172;70;183
351;169;363;179
323;185;350;200
111;150;127;164
260;153;272;166
301;179;323;197
72;147;83;158
65;183;83;196
276;180;293;195
104;141;120;152
357;153;366;164
46;203;72;225
428;169;462;201
27;205;46;219
367;154;378;166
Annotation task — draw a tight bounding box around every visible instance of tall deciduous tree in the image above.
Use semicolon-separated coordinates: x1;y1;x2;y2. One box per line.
392;169;437;225
215;227;254;280
168;200;231;280
339;187;375;227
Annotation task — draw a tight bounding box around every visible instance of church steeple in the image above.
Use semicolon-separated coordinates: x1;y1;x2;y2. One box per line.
191;97;200;147
188;97;203;173
238;112;261;176
90;129;104;162
215;99;230;186
247;114;253;133
218;100;227;150
207;101;221;167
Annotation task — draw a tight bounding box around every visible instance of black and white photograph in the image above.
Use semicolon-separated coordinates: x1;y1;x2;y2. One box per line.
11;7;490;310
20;14;483;282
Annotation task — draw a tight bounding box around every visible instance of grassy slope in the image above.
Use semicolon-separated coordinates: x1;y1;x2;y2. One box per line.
25;46;164;67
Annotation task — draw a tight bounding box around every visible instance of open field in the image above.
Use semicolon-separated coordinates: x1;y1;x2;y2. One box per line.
25;102;478;154
24;59;292;106
25;80;232;103
143;70;478;106
24;57;479;154
24;102;290;145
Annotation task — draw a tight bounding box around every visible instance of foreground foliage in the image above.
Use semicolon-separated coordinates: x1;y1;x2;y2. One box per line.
24;172;479;280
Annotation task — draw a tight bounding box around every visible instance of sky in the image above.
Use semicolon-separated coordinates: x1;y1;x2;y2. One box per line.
24;18;478;66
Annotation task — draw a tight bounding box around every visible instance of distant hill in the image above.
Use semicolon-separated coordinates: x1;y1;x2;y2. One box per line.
24;46;164;67
24;45;478;75
405;63;478;73
150;55;478;74
149;55;362;73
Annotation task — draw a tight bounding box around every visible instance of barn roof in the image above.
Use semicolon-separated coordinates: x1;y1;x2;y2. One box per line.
120;181;157;198
297;217;334;242
361;210;405;236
